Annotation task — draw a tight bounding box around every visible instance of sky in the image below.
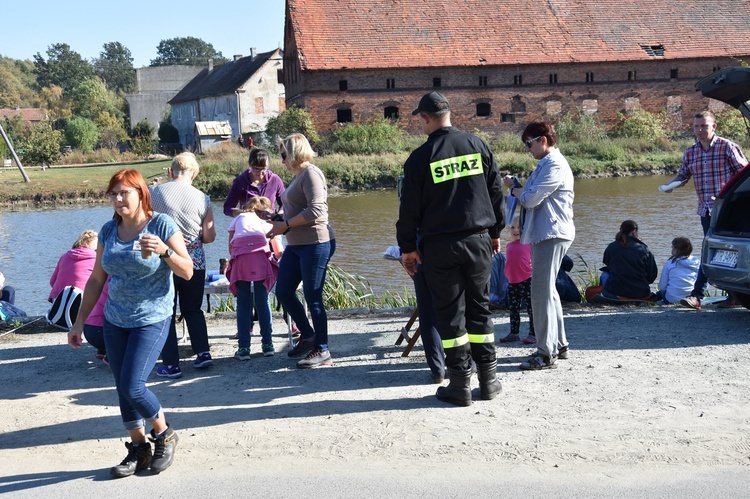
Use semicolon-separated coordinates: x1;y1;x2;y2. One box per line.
1;1;286;68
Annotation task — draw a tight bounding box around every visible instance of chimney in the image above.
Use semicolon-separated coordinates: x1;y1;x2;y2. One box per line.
249;47;257;60
208;58;214;72
233;54;243;61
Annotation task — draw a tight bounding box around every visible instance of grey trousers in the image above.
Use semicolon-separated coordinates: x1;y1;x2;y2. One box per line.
530;238;572;358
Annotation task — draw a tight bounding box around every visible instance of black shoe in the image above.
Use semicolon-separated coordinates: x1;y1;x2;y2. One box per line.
110;441;152;478
287;336;315;358
431;371;445;384
150;425;179;474
436;368;472;406
477;361;502;400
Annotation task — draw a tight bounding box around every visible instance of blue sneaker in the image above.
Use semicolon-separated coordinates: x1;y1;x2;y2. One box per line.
234;347;251;361
194;352;214;369
262;343;275;357
156;365;183;379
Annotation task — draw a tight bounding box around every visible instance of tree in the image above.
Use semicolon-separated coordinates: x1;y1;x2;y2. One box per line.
18;120;63;165
130;119;155;157
0;57;39;108
65;116;99;152
150;37;228;66
265;106;320;145
93;42;136;94
33;43;94;94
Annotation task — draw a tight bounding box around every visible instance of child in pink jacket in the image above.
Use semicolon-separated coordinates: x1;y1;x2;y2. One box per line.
499;216;536;344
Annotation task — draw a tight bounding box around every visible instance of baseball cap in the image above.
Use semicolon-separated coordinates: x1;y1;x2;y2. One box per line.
412;92;450;115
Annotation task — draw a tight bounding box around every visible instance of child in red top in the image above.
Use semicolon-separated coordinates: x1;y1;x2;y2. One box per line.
499;216;535;344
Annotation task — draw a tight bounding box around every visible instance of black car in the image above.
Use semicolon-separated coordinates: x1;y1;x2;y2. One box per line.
694;66;750;309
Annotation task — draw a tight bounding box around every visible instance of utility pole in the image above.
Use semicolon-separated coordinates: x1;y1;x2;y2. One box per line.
0;121;30;182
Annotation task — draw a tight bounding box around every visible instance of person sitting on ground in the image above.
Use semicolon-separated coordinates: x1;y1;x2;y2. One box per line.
0;271;15;305
599;220;657;301
227;196;279;360
653;237;700;305
556;255;582;303
500;215;535;344
49;230;98;302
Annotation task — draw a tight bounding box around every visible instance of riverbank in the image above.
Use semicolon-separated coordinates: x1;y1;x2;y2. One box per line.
1;303;748;497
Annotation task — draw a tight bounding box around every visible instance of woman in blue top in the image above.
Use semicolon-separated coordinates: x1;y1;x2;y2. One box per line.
68;169;193;478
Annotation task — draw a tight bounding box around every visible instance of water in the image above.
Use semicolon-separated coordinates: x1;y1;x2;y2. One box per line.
0;175;704;316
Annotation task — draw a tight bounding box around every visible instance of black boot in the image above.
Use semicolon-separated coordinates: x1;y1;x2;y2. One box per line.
477;360;502;400
436;368;472;406
110;441;152;478
150;425;179;474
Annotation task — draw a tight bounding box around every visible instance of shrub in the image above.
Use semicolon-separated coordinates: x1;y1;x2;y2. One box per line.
611;109;669;139
555;109;607;142
18;120;63;165
158;122;180;143
265;106;320;145
65;117;99;152
715;108;749;142
322;119;405;155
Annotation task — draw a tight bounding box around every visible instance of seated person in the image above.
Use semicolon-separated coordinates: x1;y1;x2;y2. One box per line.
556;254;582;303
653;237;699;305
0;271;15;305
489;251;508;309
599;220;657;300
49;230;98;302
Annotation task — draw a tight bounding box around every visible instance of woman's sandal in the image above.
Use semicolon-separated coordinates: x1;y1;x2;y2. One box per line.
520;355;558;370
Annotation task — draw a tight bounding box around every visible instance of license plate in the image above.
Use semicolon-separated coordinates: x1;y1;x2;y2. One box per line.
711;249;738;268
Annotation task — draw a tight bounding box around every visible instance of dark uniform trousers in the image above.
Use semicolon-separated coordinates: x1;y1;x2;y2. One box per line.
422;230;496;371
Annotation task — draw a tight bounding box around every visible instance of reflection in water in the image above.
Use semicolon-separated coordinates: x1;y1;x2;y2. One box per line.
0;175;705;316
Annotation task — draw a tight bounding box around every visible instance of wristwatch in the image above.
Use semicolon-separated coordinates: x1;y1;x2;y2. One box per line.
283;220;291;235
160;247;174;259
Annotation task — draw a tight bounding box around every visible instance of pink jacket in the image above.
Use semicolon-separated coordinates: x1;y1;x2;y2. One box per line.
226;234;279;295
49;247;96;302
504;240;532;284
85;279;109;327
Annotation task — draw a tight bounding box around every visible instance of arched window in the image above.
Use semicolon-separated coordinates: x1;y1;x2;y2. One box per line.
476;103;491;117
336;109;352;123
384;106;399;119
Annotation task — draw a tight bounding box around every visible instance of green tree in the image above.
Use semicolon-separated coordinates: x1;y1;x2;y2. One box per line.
158;122;180;143
18;120;63;165
715;108;749;142
33;43;94;94
130;119;155;157
65;116;99;152
150;37;228;66
0;57;39;108
265;106;320;145
93;42;136;94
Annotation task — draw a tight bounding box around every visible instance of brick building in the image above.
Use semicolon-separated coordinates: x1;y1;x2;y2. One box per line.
283;0;750;134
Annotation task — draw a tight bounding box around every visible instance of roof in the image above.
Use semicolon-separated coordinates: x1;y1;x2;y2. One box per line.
0;108;48;122
194;121;232;137
287;0;750;70
170;49;281;104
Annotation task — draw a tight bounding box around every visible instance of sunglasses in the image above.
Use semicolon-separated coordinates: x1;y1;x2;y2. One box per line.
524;136;542;149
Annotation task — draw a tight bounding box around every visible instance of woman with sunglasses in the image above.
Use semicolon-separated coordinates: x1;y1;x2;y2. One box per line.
67;169;193;477
503;122;575;371
223;148;285;217
268;133;333;369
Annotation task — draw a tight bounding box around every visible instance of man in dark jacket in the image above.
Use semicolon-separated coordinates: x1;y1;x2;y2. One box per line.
396;92;504;406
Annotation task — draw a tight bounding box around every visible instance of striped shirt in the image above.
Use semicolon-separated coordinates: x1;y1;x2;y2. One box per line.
676;135;748;217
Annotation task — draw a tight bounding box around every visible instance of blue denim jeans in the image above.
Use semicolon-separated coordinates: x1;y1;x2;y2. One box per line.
690;215;711;298
104;317;169;431
236;280;273;347
83;324;106;354
161;269;210;366
275;241;331;351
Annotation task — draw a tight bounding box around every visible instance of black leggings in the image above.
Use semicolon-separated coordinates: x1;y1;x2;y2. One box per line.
507;278;534;337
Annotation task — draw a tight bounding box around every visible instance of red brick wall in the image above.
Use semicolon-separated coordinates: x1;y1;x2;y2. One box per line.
286;57;745;135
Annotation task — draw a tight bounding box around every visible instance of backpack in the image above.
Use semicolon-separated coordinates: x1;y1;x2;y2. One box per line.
46;286;82;330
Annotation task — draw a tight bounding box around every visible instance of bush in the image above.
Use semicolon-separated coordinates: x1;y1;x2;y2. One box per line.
18;120;63;165
555;109;608;142
611;109;669;139
715;108;749;142
321;119;405;155
65;117;99;152
158;122;180;143
265;106;320;145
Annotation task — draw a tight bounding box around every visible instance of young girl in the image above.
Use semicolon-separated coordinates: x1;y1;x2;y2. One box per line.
499;215;536;344
227;196;279;359
654;237;700;304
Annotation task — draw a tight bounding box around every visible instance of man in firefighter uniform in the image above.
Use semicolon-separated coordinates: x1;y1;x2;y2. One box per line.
396;92;504;406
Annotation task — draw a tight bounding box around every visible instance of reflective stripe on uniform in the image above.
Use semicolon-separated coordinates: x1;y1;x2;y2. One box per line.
441;333;469;349
430;153;484;184
468;332;495;344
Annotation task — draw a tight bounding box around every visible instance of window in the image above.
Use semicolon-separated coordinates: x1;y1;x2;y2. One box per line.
339;80;348;91
513;75;523;85
384;106;399;119
387;78;395;89
501;113;515;123
479;76;487;86
476;103;491;117
640;44;665;57
433;77;441;87
511;96;526;113
549;73;558;84
628;71;637;81
336;109;352;123
585;72;594;83
670;69;678;79
276;69;283;84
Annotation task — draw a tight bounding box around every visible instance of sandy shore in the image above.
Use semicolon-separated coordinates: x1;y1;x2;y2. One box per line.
1;303;749;497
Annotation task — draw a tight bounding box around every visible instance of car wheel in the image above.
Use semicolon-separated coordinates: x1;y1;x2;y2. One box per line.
735;292;750;310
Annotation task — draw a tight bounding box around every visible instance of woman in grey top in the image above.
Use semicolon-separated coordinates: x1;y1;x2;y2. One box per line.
504;121;575;370
267;133;333;369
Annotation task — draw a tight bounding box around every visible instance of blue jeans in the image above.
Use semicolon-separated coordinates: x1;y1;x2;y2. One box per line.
104;317;169;431
690;215;711;298
236;280;273;347
83;324;106;354
275;241;331;351
161;269;210;365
